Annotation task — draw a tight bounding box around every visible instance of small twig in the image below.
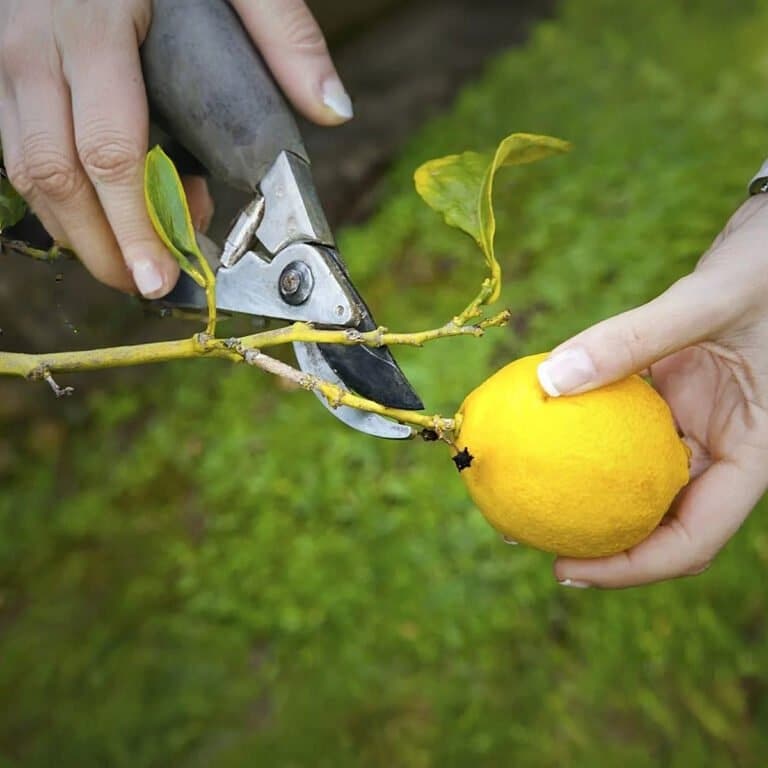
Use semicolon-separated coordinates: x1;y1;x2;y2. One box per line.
197;259;218;337
0;237;73;263
230;342;456;435
454;278;497;327
0;306;509;433
0;306;508;432
234;310;511;352
0;311;511;381
43;371;74;398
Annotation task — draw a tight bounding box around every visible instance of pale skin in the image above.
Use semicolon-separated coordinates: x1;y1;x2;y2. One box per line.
538;193;768;588
0;0;352;296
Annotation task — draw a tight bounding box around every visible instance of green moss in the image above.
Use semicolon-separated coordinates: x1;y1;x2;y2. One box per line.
4;1;768;765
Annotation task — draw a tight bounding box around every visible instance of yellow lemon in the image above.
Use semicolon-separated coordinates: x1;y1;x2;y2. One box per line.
453;353;690;558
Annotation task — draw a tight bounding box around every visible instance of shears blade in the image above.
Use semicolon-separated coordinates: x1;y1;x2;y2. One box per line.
293;342;413;439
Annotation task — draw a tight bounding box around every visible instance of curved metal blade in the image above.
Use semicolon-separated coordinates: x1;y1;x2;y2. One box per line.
293;342;413;440
317;341;424;411
315;259;424;411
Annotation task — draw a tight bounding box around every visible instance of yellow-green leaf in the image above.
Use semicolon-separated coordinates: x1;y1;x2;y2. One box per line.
414;132;570;304
144;146;207;287
0;142;28;232
0;176;27;233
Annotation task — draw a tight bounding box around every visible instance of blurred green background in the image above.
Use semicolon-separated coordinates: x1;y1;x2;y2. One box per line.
4;0;768;765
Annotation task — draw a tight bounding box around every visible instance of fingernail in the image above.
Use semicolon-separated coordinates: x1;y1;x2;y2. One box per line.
132;259;165;298
321;77;354;121
538;347;597;397
558;578;591;589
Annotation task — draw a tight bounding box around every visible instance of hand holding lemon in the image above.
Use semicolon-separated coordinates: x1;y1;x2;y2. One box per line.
480;196;768;589
415;135;768;589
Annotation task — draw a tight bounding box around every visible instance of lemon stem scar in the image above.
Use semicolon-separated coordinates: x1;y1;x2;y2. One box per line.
452;447;475;472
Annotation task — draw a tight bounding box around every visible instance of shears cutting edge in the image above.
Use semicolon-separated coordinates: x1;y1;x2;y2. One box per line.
141;0;423;439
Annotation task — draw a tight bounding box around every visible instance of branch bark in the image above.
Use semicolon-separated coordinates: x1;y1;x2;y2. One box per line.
0;311;509;436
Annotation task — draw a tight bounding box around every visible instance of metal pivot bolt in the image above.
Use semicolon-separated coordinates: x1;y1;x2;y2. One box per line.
279;261;314;305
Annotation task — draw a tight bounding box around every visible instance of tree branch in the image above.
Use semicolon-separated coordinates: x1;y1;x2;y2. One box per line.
0;311;511;380
230;342;456;434
0;237;73;263
234;310;511;351
0;311;508;437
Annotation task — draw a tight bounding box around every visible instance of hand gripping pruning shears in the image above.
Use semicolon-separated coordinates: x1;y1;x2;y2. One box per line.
141;0;423;439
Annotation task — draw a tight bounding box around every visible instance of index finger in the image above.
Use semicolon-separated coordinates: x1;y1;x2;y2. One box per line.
58;8;178;297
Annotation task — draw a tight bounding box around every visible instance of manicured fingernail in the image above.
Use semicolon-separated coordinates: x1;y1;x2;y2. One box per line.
132;259;165;298
558;578;591;589
538;347;597;397
321;77;354;121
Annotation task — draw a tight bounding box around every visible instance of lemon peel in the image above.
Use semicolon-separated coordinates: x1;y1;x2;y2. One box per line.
453;353;691;558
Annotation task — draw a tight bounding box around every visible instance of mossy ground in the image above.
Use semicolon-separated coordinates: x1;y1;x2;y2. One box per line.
4;1;768;765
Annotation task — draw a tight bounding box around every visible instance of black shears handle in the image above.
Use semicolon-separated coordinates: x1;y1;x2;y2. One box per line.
141;0;307;191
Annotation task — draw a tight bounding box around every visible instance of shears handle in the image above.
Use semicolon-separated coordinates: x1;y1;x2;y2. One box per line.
141;0;308;191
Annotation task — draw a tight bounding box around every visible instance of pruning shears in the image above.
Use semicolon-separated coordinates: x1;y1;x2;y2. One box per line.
141;0;423;439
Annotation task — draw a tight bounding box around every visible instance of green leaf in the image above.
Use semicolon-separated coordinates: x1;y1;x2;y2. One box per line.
0;176;27;233
0;142;28;232
144;146;207;287
414;132;570;303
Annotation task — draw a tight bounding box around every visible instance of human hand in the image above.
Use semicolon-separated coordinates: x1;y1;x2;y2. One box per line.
536;193;768;588
0;0;350;297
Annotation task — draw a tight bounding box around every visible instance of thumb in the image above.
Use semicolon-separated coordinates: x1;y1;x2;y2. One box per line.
537;272;734;396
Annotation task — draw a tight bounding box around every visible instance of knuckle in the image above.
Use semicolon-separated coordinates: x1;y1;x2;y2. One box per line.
626;322;645;358
4;157;33;198
278;7;328;54
22;135;81;201
78;127;142;184
613;318;648;372
683;557;712;577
